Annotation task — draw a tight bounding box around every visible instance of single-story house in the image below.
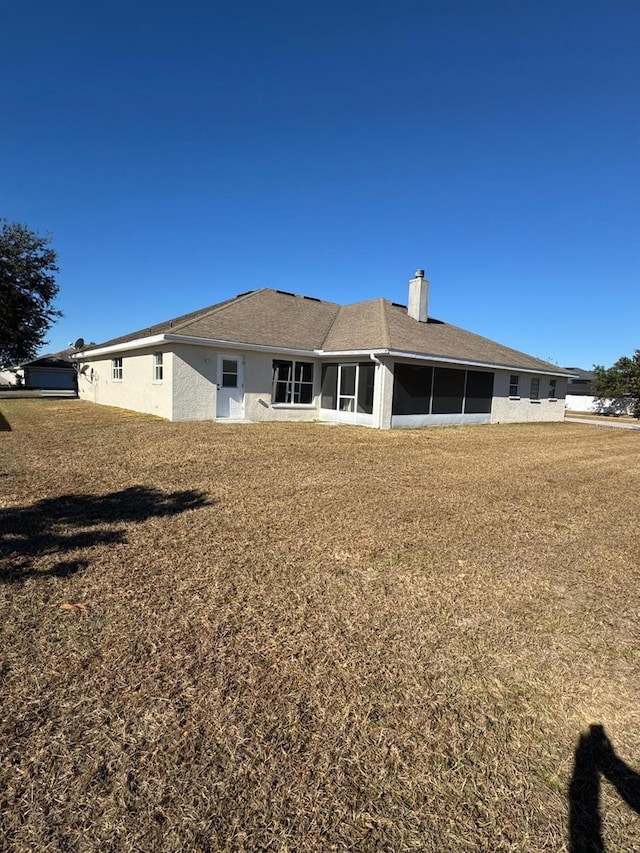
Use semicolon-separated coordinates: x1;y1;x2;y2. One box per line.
75;272;573;429
23;349;78;392
0;348;78;392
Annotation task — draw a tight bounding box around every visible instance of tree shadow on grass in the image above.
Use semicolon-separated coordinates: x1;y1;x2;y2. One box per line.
0;410;11;431
569;724;640;852
0;486;211;583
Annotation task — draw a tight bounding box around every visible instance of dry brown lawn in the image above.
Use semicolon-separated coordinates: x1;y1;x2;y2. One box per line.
1;399;639;852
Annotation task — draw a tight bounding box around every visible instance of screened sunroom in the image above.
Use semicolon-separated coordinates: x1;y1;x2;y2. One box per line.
390;362;495;428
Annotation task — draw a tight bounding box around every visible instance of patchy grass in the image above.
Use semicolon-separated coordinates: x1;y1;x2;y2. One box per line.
1;399;639;852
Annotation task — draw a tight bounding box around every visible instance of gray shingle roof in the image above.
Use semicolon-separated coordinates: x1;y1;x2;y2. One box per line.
381;301;560;372
82;288;563;373
564;367;595;394
89;290;341;351
22;347;76;368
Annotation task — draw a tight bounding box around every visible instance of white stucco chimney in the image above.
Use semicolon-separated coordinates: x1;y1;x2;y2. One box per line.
408;269;429;322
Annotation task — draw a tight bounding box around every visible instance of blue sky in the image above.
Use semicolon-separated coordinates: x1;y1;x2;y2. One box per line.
3;0;638;368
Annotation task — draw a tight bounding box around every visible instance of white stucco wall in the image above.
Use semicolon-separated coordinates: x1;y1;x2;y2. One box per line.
491;372;567;423
171;345;219;420
77;345;324;422
319;408;374;427
374;358;394;429
243;351;320;422
392;413;492;428
77;348;173;419
171;347;328;422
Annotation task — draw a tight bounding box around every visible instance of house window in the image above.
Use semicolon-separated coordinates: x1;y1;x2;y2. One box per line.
112;357;123;381
549;378;557;399
154;352;163;382
530;378;540;400
272;360;314;404
221;359;238;388
509;375;519;397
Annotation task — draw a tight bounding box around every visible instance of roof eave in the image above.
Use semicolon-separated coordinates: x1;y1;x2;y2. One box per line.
75;333;321;360
72;335;168;359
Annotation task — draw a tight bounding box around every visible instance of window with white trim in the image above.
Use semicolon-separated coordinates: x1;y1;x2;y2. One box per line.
509;375;519;397
221;359;238;388
112;357;123;381
548;378;557;399
530;377;540;400
272;360;314;404
154;352;163;382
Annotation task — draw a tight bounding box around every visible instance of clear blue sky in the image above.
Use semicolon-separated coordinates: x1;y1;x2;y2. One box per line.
3;0;638;368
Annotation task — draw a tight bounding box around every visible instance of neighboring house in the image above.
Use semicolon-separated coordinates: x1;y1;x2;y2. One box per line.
564;367;632;415
0;348;77;392
75;272;572;429
21;349;78;392
565;367;595;397
564;368;594;412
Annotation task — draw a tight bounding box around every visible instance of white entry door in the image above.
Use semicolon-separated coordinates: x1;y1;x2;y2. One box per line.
216;355;244;418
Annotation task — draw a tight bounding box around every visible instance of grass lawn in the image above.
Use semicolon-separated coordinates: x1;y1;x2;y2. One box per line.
1;399;639;852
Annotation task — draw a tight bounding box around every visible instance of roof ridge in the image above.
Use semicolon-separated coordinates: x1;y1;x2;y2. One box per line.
378;299;391;349
321;304;343;349
320;296;392;351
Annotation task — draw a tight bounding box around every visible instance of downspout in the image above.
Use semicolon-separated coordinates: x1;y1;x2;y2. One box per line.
370;353;385;429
